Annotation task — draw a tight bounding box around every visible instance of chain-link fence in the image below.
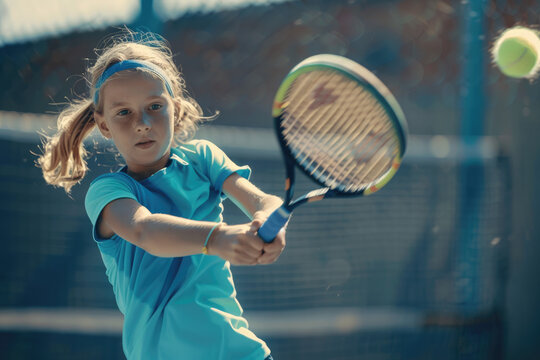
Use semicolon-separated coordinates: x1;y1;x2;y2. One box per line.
1;0;539;359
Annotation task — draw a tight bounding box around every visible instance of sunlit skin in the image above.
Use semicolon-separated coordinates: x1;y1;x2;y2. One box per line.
94;72;176;181
93;70;286;264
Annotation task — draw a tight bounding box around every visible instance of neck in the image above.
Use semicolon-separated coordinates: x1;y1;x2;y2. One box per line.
125;151;172;181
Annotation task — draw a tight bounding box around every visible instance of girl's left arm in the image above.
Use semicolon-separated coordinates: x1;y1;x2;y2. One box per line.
222;173;286;264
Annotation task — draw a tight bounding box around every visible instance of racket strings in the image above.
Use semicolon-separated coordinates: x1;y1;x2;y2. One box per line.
283;72;365;166
282;72;350;139
322;105;390;169
282;72;356;182
281;71;400;191
344;128;399;187
299;98;385;188
310;89;373;154
321;116;398;190
283;73;368;142
292;98;396;188
333;111;399;186
283;87;378;188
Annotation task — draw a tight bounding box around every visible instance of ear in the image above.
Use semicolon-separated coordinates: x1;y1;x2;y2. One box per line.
94;111;112;139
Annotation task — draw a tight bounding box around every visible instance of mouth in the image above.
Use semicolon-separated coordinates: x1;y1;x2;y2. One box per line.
135;139;156;148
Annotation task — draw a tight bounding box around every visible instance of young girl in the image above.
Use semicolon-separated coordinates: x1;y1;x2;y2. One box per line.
37;31;285;360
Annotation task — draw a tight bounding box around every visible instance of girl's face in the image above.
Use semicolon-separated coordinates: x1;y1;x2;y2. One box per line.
95;72;176;180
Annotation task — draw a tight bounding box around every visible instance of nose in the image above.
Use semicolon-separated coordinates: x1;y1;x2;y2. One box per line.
136;112;152;132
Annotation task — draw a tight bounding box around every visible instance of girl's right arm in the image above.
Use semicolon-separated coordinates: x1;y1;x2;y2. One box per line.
100;198;265;265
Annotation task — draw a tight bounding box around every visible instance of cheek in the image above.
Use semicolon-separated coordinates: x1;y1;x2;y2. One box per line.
155;114;175;142
162;111;175;132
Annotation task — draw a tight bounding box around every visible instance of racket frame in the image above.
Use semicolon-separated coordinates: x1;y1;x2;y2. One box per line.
272;54;408;212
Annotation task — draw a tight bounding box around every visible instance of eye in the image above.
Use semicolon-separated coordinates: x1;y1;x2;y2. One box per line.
150;103;163;111
117;109;130;116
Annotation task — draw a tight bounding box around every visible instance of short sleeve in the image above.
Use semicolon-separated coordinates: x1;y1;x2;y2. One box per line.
84;173;139;243
191;140;251;194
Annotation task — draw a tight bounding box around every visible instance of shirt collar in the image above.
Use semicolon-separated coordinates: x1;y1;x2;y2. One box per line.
118;147;189;176
170;147;190;166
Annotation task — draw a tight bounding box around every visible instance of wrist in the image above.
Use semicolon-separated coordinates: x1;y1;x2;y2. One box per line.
254;196;283;219
203;222;225;255
252;210;269;222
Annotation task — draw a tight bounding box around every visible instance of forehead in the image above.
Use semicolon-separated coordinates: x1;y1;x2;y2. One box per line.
100;71;168;106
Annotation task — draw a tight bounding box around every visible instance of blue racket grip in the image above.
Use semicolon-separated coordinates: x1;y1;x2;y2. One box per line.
258;206;291;243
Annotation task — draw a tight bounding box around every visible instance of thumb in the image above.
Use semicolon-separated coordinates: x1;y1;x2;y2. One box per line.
251;218;264;230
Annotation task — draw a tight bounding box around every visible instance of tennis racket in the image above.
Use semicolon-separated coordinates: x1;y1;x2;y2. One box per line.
258;54;408;243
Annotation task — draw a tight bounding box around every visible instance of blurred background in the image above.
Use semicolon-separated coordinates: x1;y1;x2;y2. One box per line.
0;0;539;359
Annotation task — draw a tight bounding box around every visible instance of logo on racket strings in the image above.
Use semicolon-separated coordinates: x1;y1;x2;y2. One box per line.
309;83;338;111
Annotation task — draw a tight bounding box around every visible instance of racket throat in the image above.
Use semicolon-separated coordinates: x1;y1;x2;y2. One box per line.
291;187;330;209
284;156;296;205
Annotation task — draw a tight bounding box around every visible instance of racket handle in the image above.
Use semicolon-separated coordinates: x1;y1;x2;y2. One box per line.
258;206;291;243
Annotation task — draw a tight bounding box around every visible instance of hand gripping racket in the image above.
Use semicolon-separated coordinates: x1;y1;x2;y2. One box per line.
258;54;408;242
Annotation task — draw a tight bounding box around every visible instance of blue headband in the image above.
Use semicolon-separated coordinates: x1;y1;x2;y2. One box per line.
93;59;174;105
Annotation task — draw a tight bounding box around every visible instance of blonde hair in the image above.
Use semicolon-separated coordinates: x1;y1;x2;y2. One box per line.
37;30;209;193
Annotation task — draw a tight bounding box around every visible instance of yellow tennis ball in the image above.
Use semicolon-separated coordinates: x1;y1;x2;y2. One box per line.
492;26;540;79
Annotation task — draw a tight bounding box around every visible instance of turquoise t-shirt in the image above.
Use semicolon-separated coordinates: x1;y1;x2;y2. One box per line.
84;140;270;360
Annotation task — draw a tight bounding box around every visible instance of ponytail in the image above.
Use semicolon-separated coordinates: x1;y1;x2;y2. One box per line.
38;29;212;193
37;99;96;193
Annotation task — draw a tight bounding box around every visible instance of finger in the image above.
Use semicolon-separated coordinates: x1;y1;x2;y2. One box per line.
260;245;283;258
260;247;281;262
263;241;281;253
260;246;283;263
230;235;261;258
250;219;264;232
257;251;279;265
263;235;285;253
243;233;265;252
232;249;260;265
251;217;264;226
239;242;264;258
